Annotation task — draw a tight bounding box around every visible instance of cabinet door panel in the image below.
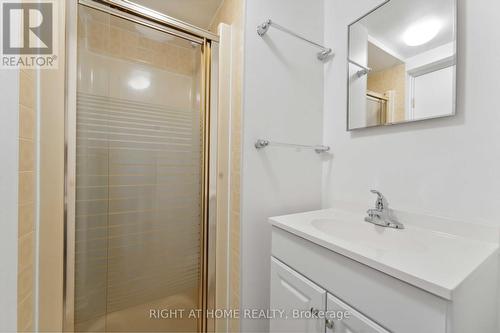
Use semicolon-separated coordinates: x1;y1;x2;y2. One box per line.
327;293;389;333
270;257;326;333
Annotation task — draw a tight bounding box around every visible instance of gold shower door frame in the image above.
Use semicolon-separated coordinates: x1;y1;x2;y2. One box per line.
64;1;219;332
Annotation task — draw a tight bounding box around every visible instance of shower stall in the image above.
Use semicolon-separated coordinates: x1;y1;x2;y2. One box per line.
65;1;219;332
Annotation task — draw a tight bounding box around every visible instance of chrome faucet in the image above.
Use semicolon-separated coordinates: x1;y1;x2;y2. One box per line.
365;190;404;229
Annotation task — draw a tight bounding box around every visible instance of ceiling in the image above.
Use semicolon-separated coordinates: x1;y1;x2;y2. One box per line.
368;42;403;72
131;0;224;29
356;0;455;59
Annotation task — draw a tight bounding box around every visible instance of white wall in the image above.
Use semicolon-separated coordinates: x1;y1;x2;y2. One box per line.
0;70;19;332
324;1;500;325
323;0;500;225
406;42;455;71
240;0;325;331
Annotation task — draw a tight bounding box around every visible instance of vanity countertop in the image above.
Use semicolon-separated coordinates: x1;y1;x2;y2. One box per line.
269;208;499;300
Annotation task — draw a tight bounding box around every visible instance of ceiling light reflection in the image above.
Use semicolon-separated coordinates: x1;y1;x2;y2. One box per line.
128;73;151;90
403;19;441;46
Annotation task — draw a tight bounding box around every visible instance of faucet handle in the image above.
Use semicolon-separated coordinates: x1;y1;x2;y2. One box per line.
370;190;388;210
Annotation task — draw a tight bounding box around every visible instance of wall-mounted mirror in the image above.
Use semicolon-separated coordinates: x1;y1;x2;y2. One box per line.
347;0;457;130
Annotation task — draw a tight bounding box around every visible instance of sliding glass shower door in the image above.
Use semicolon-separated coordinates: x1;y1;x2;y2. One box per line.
74;5;205;332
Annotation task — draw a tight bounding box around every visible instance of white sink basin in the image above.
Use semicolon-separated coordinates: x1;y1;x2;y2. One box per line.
311;218;428;254
270;208;499;300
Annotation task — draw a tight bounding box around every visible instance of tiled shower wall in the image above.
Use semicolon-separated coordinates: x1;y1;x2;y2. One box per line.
75;8;202;331
367;64;407;122
18;69;36;332
79;9;196;76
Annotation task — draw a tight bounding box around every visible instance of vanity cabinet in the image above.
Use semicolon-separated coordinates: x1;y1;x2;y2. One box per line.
270;257;388;333
270;222;499;333
326;294;389;333
270;257;325;332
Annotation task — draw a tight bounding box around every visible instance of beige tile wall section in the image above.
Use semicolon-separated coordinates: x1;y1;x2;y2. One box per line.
18;69;36;332
210;1;245;332
367;63;407;122
79;14;196;76
37;1;66;330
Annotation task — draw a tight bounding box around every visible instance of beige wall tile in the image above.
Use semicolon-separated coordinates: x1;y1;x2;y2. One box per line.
19;71;35;109
18;203;34;238
120;44;138;60
18;232;34;273
18;291;34;332
19;105;35;140
138;36;151;49
150;40;163;53
18;265;34;303
110;26;121;41
120;30;139;46
151;51;166;68
19;139;35;172
19;171;34;205
137;47;152;64
37;2;66;328
80;19;197;76
18;65;36;333
367;63;407;122
108;38;121;57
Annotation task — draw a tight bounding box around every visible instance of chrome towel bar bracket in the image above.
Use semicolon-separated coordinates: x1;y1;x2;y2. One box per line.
348;58;372;77
257;19;333;61
255;139;330;154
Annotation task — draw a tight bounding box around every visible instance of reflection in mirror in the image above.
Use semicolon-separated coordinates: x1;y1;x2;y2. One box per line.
347;0;456;130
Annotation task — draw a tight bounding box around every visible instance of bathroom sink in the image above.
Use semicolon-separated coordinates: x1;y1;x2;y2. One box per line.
311;218;428;254
270;208;499;300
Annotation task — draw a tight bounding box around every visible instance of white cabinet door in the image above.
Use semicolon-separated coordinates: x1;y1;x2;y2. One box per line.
326;293;389;333
270;257;326;333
